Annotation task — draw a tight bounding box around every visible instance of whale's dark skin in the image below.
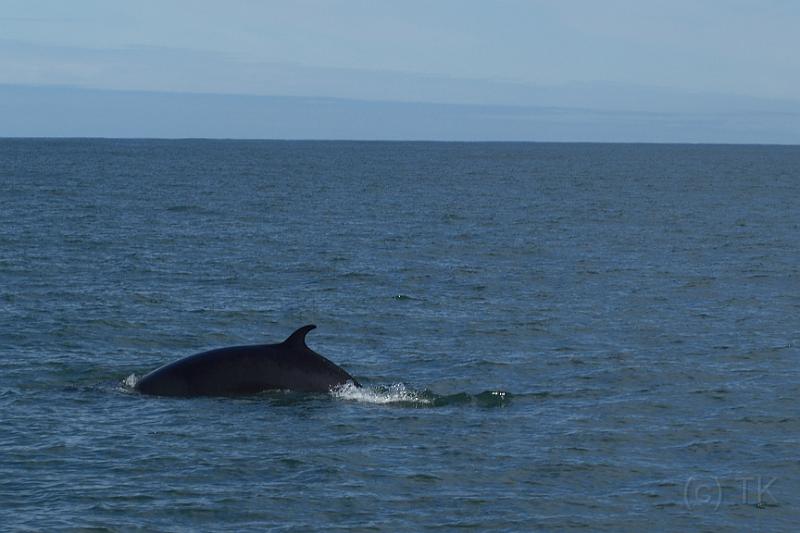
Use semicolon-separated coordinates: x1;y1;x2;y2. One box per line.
134;325;360;397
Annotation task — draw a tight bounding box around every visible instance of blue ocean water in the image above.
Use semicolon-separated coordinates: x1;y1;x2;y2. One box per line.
0;139;798;531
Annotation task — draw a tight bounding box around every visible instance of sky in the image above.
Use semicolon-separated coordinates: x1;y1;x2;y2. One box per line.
1;0;799;142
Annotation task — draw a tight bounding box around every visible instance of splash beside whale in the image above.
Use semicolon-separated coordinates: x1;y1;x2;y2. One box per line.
134;324;359;397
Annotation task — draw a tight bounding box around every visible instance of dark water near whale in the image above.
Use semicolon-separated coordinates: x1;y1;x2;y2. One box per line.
1;139;798;531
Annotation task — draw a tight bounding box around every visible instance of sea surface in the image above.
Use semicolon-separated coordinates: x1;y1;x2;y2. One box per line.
1;139;798;531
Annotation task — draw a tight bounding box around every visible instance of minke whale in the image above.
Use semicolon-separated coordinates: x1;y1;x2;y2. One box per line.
134;324;360;397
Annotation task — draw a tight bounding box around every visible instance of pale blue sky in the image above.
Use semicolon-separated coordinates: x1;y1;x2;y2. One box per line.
1;0;799;141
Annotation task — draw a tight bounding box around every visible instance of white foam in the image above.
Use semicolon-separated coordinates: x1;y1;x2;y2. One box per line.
120;373;139;391
330;381;432;405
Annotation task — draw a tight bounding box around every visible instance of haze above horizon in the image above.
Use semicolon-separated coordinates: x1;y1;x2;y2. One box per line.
2;0;799;143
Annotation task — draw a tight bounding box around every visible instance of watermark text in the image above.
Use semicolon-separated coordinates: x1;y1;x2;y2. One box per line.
684;475;777;510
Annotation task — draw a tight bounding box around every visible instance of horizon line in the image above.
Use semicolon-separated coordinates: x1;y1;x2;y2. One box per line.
2;136;798;147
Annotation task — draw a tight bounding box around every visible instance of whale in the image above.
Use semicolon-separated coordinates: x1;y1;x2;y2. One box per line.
134;324;360;397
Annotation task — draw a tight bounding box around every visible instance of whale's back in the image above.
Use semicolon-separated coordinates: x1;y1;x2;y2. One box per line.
134;326;359;397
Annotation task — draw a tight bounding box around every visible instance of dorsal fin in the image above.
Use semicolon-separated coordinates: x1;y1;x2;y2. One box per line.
283;324;316;350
